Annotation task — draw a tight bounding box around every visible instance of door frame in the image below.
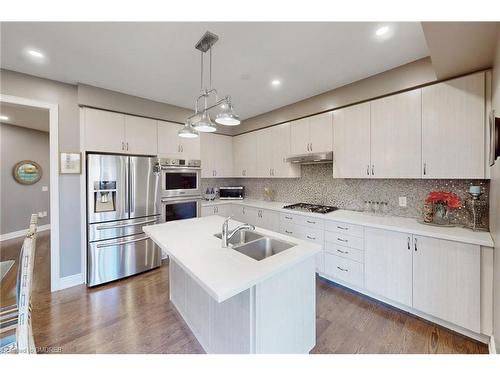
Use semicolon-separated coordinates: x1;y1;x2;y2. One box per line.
0;94;60;292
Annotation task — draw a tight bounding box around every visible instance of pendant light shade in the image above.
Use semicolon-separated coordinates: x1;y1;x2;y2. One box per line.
215;103;241;126
192;111;217;132
178;121;199;138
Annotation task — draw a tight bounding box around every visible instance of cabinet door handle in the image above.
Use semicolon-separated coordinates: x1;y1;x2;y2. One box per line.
310;143;312;151
126;142;129;151
337;266;348;272
337;225;348;230
414;237;418;252
407;236;411;250
122;141;125;150
423;163;427;176
214;170;217;176
367;165;370;175
371;165;374;175
285;230;293;234
284;216;293;220
306;220;316;224
336;249;348;254
306;235;316;240
337;237;348;243
181;145;183;152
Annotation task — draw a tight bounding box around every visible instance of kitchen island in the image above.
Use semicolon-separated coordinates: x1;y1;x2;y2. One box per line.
144;216;321;354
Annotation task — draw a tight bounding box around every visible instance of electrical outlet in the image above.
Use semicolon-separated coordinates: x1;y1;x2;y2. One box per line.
38;212;44;218
42;211;47;217
399;197;407;207
42;186;48;192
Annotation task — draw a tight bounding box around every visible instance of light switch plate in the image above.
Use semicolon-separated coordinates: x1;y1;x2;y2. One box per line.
399;197;407;207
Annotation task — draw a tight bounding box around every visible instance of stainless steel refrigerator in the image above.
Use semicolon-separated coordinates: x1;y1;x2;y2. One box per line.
86;153;161;286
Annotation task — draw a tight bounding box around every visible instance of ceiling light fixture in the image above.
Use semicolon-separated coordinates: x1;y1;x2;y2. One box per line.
375;26;389;37
27;49;44;58
271;79;281;86
0;115;9;121
179;31;241;138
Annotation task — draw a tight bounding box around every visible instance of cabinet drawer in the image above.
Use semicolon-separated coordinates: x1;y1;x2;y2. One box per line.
325;220;363;238
325;231;364;250
298;216;324;229
299;227;324;245
279;223;301;239
324;253;364;288
325;243;364;263
280;212;300;224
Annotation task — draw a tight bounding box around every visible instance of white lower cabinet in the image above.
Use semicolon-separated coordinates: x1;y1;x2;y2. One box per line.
255;209;280;232
412;235;480;332
232;205;258;225
364;227;413;306
324;253;364;289
201;204;231;218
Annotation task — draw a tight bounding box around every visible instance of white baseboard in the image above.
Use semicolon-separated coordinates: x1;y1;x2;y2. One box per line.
0;224;51;241
58;273;85;290
490;335;498;354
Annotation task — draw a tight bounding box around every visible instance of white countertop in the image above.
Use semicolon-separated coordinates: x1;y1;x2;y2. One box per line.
144;216;321;303
202;199;494;247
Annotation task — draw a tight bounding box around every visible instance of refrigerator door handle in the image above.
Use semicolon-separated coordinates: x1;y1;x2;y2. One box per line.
96;236;150;249
130;158;135;216
96;218;157;230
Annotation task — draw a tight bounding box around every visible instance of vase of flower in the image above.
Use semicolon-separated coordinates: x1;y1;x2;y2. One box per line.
424;191;461;226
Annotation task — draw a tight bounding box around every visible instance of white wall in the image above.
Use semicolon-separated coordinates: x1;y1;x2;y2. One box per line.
490;24;500;353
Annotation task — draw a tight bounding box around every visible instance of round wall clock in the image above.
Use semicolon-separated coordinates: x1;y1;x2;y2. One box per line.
13;160;42;185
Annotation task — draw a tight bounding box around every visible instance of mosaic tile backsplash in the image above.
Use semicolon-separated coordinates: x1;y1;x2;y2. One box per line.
202;163;490;228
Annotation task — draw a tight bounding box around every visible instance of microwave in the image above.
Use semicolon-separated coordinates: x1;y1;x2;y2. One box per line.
158;158;202;198
219;186;244;200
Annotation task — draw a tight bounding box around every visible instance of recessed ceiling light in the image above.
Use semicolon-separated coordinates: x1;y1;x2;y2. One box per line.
0;115;9;121
271;79;281;87
27;49;44;58
375;26;389;37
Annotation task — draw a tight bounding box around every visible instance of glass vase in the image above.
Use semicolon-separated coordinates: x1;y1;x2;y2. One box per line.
433;202;449;225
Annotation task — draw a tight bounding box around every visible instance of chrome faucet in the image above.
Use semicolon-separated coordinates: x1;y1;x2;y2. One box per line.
221;217;255;248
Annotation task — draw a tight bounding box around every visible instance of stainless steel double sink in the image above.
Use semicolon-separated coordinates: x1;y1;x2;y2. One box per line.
214;230;296;261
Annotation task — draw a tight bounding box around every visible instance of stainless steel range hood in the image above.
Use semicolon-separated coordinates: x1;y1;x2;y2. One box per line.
286;151;333;164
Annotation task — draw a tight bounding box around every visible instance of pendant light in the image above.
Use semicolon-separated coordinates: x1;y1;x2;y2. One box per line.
179;31;241;138
178;120;199;138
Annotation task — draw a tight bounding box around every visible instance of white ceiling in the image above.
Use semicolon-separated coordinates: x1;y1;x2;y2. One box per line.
0;22;429;119
0;102;49;132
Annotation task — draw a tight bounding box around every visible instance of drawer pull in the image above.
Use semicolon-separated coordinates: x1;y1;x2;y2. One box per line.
336;249;348;254
306;235;316;240
285;230;293;234
337;237;348;243
306;220;316;224
284;216;293;220
336;226;348;230
337;266;348;272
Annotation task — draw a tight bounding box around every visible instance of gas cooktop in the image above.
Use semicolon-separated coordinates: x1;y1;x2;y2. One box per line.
282;203;338;214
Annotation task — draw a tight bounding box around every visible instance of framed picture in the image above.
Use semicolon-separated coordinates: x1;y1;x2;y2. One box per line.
489;110;500;167
60;152;81;174
13;160;42;185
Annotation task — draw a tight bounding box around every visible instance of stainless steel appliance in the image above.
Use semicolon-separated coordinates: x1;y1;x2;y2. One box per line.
159;196;202;222
286;151;333;164
219;186;244;200
86;153;161;287
283;203;338;214
159;158;201;198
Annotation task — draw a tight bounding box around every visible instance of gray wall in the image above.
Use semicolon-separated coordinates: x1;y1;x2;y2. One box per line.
1;69;81;278
0;123;50;234
490;25;500;353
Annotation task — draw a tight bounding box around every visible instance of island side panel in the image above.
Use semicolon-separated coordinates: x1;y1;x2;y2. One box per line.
254;256;316;354
169;258;253;353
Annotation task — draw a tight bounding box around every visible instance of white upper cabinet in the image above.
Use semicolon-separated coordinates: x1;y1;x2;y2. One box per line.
83;108;126;153
422;72;485;179
290;112;333;155
200;133;233;178
272;123;301;178
364;227;413;306
233;132;257;177
370;89;422;178
333;102;371;178
308;112;334;153
158;120;200;160
255;127;274;177
412;235;480;332
124;115;157;155
83;108;157;155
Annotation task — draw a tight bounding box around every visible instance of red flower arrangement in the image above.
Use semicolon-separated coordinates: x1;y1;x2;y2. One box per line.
425;191;461;209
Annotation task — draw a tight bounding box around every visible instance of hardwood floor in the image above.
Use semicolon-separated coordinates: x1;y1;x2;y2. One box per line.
0;234;488;354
